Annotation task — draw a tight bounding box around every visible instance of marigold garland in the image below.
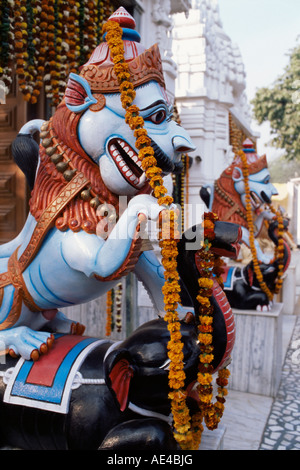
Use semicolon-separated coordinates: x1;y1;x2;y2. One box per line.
0;0;114;104
105;289;113;336
269;206;285;294
238;150;285;300
0;0;14;94
193;212;230;440
115;281;123;333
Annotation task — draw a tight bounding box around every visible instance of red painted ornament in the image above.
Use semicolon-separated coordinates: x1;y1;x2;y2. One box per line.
108;6;136;29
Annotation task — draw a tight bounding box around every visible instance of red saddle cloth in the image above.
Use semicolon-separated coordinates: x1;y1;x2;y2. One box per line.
3;335;104;414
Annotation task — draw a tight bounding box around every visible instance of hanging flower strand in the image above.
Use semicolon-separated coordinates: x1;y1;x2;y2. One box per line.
193;212;230;442
102;19;193;449
238;150;285;300
105;289;113;336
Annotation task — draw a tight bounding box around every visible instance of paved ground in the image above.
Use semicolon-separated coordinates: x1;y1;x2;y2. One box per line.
259;315;300;450
219;312;300;451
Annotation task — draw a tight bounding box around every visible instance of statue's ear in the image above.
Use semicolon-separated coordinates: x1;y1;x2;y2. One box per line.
104;349;135;412
65;73;97;113
232;166;243;182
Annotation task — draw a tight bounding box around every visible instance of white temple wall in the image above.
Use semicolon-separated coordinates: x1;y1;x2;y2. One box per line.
137;0;192;103
172;1;257;225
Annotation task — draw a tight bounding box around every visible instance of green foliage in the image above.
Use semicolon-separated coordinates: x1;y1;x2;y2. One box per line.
252;44;300;160
268;156;300;183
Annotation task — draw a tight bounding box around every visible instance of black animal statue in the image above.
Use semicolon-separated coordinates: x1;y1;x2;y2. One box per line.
220;220;291;310
0;318;225;451
178;220;291;311
0;220;242;451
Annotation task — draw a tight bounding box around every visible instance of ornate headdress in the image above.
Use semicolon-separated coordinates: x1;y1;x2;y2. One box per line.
79;7;166;93
231;138;268;175
212;139;269;226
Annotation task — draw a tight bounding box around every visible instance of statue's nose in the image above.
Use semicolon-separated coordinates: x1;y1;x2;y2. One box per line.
172;136;196;153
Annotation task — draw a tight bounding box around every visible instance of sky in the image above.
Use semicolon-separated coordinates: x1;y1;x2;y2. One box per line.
217;0;300;158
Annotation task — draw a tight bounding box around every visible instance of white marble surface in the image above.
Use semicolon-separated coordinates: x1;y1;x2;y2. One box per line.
199;425;225;450
229;303;283;397
216;314;296;450
281;265;296;314
220;389;273;450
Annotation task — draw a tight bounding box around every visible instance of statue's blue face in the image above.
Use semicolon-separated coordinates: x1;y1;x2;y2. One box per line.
77;80;195;195
233;167;278;212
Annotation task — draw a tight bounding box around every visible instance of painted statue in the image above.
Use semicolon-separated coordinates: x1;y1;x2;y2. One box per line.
0;9;196;361
200;139;291;310
0;217;239;450
200;139;278;264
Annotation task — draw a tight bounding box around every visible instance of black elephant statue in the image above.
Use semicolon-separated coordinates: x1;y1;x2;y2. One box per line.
0;219;242;450
178;220;291;311
221;221;291;310
0;315;230;451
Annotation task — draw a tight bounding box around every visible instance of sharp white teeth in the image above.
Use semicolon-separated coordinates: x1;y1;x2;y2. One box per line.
137;172;146;187
111;140;145;188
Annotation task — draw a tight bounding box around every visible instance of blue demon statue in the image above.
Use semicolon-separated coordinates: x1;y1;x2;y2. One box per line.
0;8;196;361
200;139;291;310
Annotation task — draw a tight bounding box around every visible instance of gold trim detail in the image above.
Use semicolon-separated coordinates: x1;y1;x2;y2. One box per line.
0;172;90;330
80;44;165;93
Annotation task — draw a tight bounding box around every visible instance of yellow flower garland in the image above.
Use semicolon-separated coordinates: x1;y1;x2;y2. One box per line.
238;150;285;300
102;19;193;449
105;289;113;336
103;19;229;450
192;213;230;445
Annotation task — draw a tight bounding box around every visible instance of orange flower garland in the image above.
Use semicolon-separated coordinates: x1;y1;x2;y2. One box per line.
103;19;230;450
115;282;123;333
105;283;123;336
238;150;285;300
269;206;285;294
102;19;192;449
194;213;229;437
105;289;113;336
0;0;14;94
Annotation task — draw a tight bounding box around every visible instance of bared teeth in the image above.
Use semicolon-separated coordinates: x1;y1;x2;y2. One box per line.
109;139;145;188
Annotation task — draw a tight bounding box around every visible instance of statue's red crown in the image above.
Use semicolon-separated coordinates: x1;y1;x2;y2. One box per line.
80;7;165;92
228;138;268;175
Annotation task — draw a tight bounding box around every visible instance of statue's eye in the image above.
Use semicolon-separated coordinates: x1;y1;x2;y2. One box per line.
148;109;166;124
